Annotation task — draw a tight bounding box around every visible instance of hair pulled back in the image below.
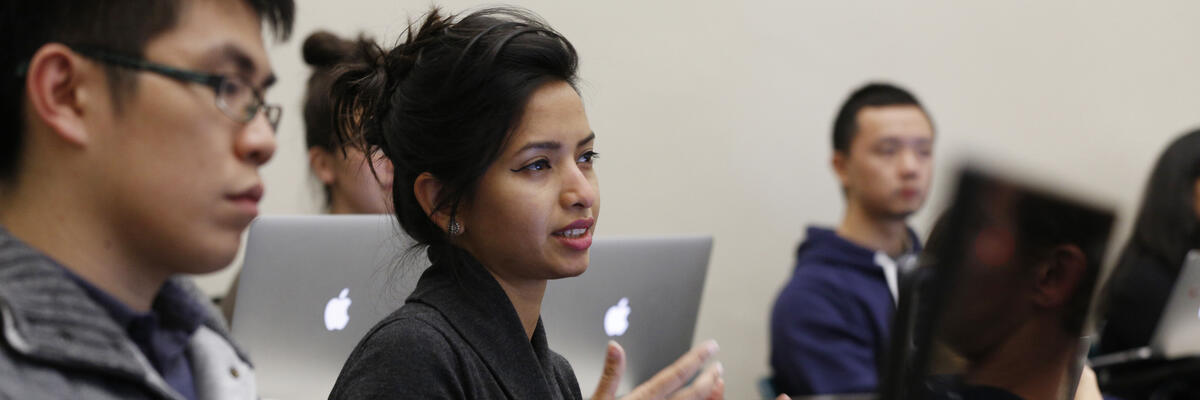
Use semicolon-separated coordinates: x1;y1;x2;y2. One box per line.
328;7;579;258
302;30;376;152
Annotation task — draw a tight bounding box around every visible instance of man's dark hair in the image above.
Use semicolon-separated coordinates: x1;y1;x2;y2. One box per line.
831;82;930;153
0;0;294;184
928;171;1114;336
1011;190;1114;334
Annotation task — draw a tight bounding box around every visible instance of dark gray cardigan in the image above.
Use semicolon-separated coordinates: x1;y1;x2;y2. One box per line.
328;247;583;399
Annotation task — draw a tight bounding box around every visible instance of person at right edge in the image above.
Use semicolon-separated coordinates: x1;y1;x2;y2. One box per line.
770;83;936;396
925;177;1113;400
1096;129;1200;399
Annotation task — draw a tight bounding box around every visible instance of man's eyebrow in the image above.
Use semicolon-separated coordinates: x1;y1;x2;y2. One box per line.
207;43;275;88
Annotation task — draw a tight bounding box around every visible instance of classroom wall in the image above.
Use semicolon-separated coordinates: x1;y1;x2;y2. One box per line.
192;0;1200;395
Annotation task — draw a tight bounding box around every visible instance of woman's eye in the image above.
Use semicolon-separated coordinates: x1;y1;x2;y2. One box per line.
515;159;551;172
577;151;599;164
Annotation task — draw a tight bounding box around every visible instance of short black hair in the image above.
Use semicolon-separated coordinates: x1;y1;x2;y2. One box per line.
831;82;930;153
1011;189;1114;334
329;7;579;259
931;171;1114;335
0;0;294;184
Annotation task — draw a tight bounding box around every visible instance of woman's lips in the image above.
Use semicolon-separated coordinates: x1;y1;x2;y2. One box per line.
553;218;594;251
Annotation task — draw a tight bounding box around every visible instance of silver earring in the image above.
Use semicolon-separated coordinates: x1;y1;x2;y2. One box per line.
448;219;463;236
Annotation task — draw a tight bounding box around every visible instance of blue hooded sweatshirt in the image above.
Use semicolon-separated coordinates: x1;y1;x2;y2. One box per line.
769;226;920;396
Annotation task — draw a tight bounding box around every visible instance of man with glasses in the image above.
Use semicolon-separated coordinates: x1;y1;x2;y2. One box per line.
0;0;292;398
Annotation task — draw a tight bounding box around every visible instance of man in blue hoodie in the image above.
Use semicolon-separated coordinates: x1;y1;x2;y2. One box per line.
770;83;935;396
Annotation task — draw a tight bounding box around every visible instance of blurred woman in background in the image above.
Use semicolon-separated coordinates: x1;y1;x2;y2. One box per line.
1100;129;1200;354
301;30;392;215
220;30;392;322
1096;129;1200;399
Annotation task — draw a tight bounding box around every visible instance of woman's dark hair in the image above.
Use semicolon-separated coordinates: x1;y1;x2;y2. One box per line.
301;30;377;207
328;7;579;257
1116;129;1200;277
303;30;375;152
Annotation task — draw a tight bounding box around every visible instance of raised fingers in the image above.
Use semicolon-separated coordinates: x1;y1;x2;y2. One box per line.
666;362;723;400
628;340;719;399
592;341;627;400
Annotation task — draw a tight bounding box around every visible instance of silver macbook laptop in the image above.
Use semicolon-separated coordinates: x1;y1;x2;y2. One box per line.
541;234;712;396
231;215;426;400
1150;250;1200;358
1091;250;1200;367
231;215;712;399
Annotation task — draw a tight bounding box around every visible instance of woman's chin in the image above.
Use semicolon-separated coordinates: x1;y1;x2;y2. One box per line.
549;260;589;280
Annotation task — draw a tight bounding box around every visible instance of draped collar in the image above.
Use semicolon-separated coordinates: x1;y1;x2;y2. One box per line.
408;245;568;399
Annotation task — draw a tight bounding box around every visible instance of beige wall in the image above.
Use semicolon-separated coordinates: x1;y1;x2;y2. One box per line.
193;0;1200;396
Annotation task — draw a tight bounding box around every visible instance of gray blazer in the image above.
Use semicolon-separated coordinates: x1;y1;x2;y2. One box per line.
0;228;256;399
329;246;583;399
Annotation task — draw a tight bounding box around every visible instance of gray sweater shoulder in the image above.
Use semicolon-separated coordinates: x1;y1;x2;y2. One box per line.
328;304;467;399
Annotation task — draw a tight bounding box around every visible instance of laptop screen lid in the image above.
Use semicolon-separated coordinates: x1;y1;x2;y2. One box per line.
540;235;713;396
231;215;428;400
1150;250;1200;358
234;218;710;398
1094;250;1200;366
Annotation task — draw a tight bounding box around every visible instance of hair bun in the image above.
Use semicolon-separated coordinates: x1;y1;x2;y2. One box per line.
303;30;355;68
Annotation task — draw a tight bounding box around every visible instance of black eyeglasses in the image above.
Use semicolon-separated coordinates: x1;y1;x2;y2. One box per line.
69;45;282;132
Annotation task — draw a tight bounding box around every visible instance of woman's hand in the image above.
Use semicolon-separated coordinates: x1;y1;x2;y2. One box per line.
591;340;724;400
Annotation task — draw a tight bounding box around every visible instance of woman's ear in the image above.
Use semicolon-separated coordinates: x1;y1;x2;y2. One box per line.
413;172;451;230
308;147;337;185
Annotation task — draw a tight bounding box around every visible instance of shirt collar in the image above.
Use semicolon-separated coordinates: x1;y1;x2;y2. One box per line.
58;266;206;335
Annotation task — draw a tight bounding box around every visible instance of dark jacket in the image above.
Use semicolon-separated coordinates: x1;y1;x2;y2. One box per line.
328;246;582;400
0;227;257;400
770;226;920;396
1096;250;1200;400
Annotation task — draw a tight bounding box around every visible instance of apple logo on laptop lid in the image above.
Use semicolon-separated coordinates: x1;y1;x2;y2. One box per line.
605;298;631;337
325;288;352;331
